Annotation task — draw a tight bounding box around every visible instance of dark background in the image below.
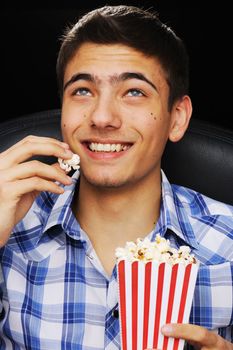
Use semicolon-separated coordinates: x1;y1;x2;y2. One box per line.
2;1;232;130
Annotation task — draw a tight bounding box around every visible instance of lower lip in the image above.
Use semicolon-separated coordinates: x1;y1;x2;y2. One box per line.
83;145;131;160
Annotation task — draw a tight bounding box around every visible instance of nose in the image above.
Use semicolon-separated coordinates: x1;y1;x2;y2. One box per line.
89;95;122;130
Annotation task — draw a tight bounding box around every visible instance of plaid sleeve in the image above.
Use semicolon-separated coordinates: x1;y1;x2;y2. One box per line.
190;261;233;340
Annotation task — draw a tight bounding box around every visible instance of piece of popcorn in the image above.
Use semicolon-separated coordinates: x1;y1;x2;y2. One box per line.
115;234;197;265
58;153;80;172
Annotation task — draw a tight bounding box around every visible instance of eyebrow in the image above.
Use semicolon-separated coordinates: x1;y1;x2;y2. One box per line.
113;72;158;91
63;73;94;91
63;71;158;92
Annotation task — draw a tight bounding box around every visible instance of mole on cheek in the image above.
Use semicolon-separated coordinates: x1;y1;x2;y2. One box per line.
63;123;66;128
150;112;157;121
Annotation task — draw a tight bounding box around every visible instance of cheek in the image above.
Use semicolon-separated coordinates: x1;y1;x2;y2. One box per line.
149;112;157;121
61;117;76;142
141;113;169;144
62;122;76;135
61;108;85;131
61;111;87;144
147;107;164;122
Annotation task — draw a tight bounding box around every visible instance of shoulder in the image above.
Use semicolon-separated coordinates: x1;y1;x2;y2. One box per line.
171;184;233;262
171;184;233;218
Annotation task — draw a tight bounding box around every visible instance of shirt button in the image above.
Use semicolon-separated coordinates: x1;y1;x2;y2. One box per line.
112;309;119;318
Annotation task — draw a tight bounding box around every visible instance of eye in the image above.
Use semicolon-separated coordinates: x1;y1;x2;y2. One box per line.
126;89;145;97
72;87;91;96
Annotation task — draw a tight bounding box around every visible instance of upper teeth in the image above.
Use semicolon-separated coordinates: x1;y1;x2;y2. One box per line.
89;143;129;152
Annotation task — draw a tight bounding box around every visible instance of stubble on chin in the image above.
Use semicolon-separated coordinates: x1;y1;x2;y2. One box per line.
83;174;126;189
80;169;135;190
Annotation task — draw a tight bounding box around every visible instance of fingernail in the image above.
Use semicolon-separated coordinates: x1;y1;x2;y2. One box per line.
66;176;72;184
161;324;173;335
64;149;73;157
58;187;64;194
61;142;70;149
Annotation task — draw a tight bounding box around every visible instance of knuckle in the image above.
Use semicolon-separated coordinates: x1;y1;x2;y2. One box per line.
32;177;41;188
0;182;11;199
199;327;219;346
215;335;226;349
0;173;4;185
23;136;37;150
200;328;209;342
31;160;41;167
0;152;9;168
25;135;36;142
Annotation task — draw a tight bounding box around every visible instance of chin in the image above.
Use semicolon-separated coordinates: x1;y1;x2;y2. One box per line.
81;171;130;189
86;176;126;189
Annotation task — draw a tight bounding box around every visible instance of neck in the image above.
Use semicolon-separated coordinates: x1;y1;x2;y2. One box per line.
73;172;162;275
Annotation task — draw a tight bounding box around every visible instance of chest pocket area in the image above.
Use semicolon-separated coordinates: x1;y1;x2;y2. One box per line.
189;261;233;330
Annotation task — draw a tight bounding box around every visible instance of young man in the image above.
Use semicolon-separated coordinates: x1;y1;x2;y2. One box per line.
0;5;232;349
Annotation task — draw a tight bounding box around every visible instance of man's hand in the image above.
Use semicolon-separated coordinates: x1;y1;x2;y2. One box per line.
145;323;233;349
0;135;74;247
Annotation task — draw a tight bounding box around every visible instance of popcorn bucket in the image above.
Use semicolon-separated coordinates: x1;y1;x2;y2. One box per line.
117;260;199;350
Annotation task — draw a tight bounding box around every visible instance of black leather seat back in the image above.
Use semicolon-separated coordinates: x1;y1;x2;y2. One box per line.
162;121;233;205
0;110;62;152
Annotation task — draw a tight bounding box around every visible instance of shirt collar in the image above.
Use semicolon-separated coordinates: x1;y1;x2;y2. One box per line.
43;169;198;249
42;170;83;240
9;169;198;259
154;170;199;249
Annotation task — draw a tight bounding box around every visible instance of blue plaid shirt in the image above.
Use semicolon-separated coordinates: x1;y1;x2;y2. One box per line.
0;170;232;349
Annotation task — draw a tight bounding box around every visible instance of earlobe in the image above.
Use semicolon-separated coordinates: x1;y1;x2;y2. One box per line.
169;95;192;143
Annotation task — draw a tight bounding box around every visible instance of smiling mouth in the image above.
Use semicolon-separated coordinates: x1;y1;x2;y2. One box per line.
86;142;132;153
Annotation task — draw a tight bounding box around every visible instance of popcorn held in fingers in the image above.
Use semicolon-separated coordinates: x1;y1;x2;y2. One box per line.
58;154;80;172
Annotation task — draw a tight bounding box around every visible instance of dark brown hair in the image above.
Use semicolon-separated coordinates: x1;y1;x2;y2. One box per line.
56;5;189;111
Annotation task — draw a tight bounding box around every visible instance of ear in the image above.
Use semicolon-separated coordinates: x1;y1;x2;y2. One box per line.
168;95;192;142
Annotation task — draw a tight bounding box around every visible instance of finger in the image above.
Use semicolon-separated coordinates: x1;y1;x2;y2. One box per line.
52;162;74;175
161;324;218;346
13;177;65;197
1;160;73;186
0;139;73;169
1;136;69;157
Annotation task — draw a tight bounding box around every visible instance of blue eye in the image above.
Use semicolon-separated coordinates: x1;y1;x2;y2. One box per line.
127;89;144;97
73;88;91;96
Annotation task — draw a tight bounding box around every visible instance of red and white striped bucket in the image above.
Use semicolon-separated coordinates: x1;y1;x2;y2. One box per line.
117;260;199;350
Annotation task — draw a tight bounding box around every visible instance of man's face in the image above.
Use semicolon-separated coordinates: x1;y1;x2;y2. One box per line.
61;43;173;189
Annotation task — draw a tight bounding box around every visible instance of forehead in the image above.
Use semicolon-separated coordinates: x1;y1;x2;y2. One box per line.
64;43;168;86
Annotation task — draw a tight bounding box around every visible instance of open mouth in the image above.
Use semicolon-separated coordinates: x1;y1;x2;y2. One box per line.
86;142;132;153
